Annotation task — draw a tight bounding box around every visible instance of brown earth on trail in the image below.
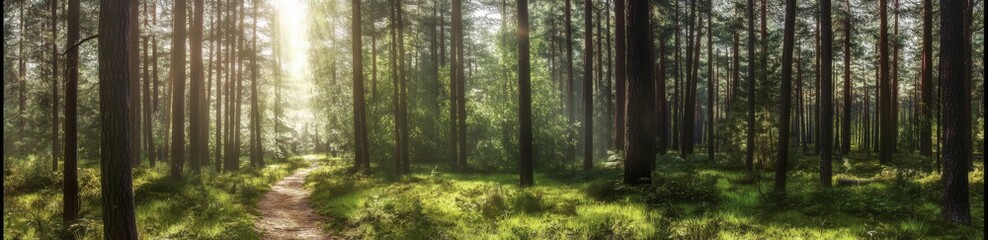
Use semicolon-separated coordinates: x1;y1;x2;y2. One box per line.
255;163;330;240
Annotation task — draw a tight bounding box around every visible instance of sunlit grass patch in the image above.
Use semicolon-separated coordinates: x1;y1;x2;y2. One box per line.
308;154;983;239
3;156;303;239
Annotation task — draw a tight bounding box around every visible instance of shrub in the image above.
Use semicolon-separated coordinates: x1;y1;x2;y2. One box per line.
647;172;719;206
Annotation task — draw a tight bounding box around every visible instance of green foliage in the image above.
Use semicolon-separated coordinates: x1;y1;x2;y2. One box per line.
2;156;303;239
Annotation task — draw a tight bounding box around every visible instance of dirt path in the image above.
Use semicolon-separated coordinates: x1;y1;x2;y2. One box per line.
255;162;330;240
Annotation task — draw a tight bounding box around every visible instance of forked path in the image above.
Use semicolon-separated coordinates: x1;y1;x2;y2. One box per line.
256;162;330;239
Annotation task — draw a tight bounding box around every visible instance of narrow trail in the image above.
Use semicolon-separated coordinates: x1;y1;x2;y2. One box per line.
255;161;330;240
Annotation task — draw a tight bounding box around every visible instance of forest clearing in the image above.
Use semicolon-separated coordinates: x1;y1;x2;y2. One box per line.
3;0;985;239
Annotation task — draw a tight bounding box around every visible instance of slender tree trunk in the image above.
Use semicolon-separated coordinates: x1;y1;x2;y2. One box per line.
249;0;263;168
97;0;139;236
352;0;370;171
706;3;714;161
657;33;668;155
820;0;834;187
582;0;594;171
841;3;852;156
564;0;576;164
614;0;626;150
672;0;681;149
453;0;467;170
518;0;533;186
891;0;900;153
61;0;81;236
939;0;971;224
214;0;225;170
50;0;60;171
745;0;756;171
190;0;205;174
128;0;141;168
623;0;655;185
919;0;932;156
775;0;796;194
682;0;701;155
143;0;154;171
171;0;188;179
878;0;893;165
449;0;460;170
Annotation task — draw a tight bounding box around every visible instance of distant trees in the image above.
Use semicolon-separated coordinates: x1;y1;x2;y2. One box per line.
97;0;139;236
939;0;971;225
518;0;533;187
623;0;656;185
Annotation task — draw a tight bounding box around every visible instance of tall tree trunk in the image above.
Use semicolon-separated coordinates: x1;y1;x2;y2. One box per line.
891;0;900;153
142;0;154;171
775;0;796;194
449;0;460;170
938;0;971;224
249;0;263;168
518;0;533;186
682;0;701;155
62;0;81;236
453;0;467;170
744;0;756;171
153;0;162;166
128;0;141;168
614;0;626;150
398;0;410;173
51;0;60;171
214;0;225;170
623;0;655;185
18;1;26;155
352;0;370;170
819;0;834;187
656;33;668;155
97;0;139;236
582;0;593;171
841;3;852;156
170;0;188;178
706;3;714;161
878;0;893;165
672;0;680;149
919;0;932;156
190;0;205;174
565;0;576;164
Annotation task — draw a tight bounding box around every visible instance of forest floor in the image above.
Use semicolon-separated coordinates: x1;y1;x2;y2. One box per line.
2;155;304;239
304;153;984;239
255;156;330;239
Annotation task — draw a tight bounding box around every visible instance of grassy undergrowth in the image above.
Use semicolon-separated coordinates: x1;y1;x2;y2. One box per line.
3;155;304;239
307;154;984;239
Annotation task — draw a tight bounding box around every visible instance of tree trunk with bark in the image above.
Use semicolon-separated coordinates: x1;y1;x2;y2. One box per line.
97;0;140;236
623;0;655;185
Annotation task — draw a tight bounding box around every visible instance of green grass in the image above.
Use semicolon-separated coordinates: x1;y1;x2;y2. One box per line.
3;155;305;239
306;154;984;239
